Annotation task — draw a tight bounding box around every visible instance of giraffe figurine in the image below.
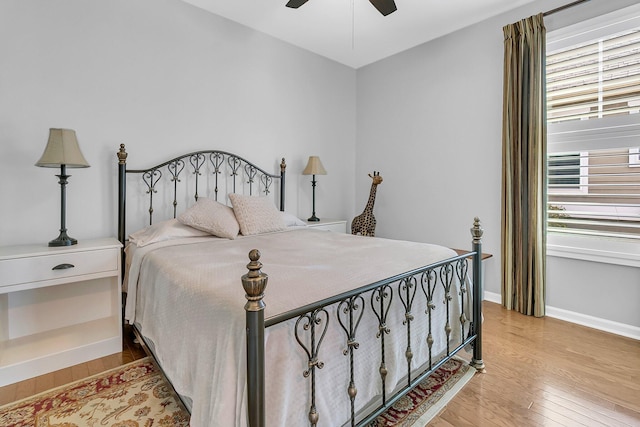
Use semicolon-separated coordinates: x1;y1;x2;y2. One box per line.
351;171;383;237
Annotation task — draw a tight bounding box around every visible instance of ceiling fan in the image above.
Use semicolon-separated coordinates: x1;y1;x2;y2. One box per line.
285;0;397;16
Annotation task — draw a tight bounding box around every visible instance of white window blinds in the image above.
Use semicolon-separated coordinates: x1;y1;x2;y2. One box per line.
547;29;640;123
547;10;640;240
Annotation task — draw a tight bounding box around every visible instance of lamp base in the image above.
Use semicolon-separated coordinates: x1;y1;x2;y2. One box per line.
49;230;77;247
307;215;320;222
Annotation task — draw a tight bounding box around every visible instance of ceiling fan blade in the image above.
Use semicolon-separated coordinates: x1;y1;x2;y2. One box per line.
286;0;309;8
369;0;397;16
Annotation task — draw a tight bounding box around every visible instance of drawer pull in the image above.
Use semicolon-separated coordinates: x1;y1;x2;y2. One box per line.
52;263;75;270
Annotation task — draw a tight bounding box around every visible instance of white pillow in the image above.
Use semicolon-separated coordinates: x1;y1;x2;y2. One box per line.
178;198;240;239
129;219;210;247
229;193;287;235
281;211;307;227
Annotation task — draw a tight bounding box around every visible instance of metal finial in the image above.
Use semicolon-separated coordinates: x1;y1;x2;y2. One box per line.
117;144;128;165
246;249;262;276
471;217;483;243
242;249;268;311
280;158;287;172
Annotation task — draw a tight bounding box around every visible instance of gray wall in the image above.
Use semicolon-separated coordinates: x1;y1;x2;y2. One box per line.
355;0;640;332
0;0;356;246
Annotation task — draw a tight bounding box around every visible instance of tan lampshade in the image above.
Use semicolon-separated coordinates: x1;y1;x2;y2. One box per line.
302;156;327;175
35;128;90;168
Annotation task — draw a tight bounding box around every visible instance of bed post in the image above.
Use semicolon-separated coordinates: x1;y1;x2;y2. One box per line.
470;217;486;373
242;249;268;427
117;144;128;265
279;158;286;211
117;144;128;246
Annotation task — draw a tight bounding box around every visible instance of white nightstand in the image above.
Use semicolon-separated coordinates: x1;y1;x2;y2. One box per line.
0;238;122;386
305;218;347;233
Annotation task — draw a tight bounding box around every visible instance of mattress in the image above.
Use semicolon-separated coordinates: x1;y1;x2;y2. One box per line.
125;228;467;426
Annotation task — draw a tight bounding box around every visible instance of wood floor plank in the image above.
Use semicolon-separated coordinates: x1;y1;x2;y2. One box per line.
70;362;89;382
538;390;633;427
13;378;35;403
34;373;54;396
424;417;456;427
540;383;635;422
0;384;15;406
86;357;106;377
52;367;73;390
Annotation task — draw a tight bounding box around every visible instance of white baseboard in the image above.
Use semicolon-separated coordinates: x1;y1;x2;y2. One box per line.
483;291;501;304
545;306;640;341
482;291;640;341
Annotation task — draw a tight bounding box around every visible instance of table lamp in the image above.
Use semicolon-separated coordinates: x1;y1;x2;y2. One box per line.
302;156;327;222
35;128;90;246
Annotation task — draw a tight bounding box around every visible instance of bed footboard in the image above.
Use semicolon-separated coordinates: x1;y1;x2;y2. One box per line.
242;218;485;427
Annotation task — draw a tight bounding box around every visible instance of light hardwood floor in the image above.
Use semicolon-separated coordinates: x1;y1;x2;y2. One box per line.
431;302;640;426
1;303;639;426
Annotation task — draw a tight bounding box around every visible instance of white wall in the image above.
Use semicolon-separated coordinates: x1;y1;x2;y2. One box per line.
356;0;640;333
0;0;356;246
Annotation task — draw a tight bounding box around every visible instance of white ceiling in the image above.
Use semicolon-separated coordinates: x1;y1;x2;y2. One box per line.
183;0;538;68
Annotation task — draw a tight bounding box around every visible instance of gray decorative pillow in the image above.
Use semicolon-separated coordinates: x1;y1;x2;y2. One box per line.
229;193;287;236
178;198;239;239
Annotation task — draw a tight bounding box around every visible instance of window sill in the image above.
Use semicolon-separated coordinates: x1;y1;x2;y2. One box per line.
547;233;640;267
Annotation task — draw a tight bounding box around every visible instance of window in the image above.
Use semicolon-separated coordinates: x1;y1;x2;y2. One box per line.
547;5;640;244
548;152;585;189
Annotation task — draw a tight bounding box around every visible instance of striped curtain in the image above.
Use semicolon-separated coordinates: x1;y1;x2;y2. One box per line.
501;14;546;317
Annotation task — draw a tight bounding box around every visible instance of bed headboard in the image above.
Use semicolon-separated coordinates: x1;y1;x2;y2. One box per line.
117;144;286;246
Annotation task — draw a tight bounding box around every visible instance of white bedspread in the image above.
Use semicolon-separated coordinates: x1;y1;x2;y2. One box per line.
126;228;466;427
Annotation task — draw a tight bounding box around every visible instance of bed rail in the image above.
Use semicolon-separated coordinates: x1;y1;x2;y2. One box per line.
242;218;485;427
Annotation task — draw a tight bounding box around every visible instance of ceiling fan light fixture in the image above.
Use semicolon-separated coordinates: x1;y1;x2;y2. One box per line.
285;0;397;15
369;0;397;16
286;0;309;9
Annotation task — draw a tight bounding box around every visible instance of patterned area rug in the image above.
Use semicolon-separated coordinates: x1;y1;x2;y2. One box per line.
370;357;475;426
0;357;473;427
0;357;189;427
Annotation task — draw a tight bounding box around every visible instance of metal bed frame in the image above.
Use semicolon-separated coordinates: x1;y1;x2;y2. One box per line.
116;144;485;427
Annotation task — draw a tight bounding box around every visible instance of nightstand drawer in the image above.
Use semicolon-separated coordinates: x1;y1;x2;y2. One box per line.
0;247;119;288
